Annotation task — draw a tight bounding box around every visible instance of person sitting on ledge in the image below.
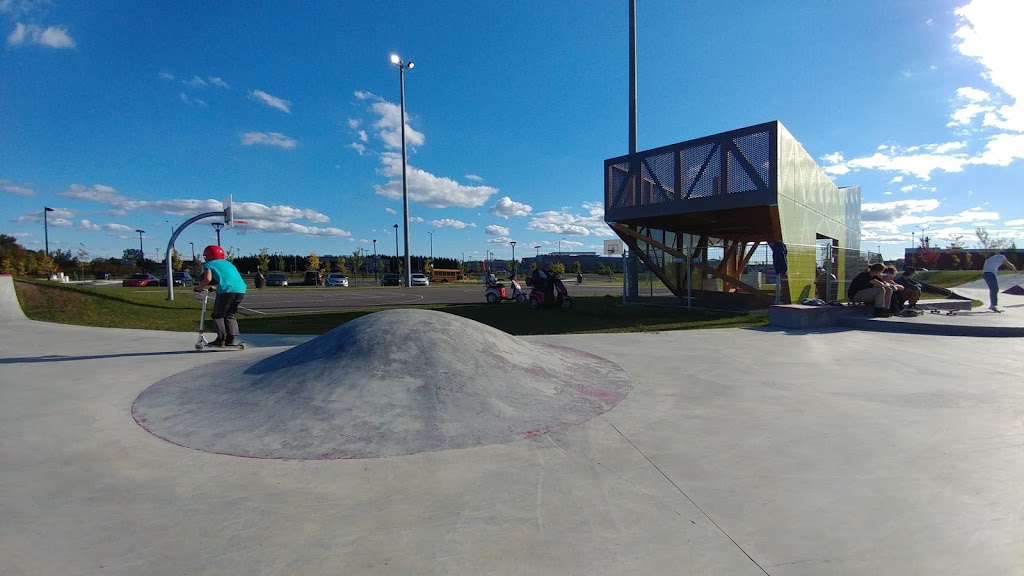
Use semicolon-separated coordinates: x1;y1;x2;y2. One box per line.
893;266;923;309
848;263;893;318
882;266;906;314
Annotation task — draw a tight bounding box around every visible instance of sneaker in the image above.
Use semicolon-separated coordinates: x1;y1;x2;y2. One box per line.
209;338;226;347
989;305;999;312
872;308;891;318
224;339;237;347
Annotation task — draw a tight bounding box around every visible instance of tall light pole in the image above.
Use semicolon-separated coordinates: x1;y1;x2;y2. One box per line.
559;238;565;255
509;241;517;273
43;206;54;256
373;239;378;283
428;229;434;261
189;242;195;261
135;229;146;260
391;53;415;288
393;223;399;275
212;222;224;246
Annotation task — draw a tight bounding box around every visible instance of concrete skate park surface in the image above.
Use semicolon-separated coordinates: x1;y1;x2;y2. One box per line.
2;273;1024;575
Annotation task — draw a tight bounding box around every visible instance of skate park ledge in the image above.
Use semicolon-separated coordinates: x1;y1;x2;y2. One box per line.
769;299;971;330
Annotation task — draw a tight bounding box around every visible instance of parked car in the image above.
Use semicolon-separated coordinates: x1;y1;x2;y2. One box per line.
325;273;349;287
265;273;288;287
410;272;429;287
159;271;194;287
380;273;400;286
123;273;159;287
303;270;323;286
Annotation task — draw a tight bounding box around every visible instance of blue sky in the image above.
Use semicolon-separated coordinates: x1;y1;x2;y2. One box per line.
2;0;1022;263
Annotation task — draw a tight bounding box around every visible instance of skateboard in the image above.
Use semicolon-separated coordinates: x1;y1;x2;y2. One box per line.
928;309;958;316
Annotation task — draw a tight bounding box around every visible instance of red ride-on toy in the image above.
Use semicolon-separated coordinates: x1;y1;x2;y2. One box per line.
528;273;573;310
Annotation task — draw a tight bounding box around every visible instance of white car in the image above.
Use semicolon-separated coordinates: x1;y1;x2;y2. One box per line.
410;273;429;286
325;273;349;287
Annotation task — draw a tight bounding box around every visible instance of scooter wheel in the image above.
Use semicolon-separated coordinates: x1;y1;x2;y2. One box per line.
529;296;541;309
516;294;526;304
237;343;245;350
195;343;203;350
486;292;499;304
561;297;573;310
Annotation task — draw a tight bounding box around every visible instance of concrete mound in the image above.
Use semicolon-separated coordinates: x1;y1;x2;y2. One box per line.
1003;284;1024;296
0;275;27;321
132;309;631;460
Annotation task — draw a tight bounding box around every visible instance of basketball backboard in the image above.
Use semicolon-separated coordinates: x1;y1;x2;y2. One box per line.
223;194;233;228
604;239;624;255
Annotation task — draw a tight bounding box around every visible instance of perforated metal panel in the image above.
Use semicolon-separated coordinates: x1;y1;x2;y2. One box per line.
606;122;776;222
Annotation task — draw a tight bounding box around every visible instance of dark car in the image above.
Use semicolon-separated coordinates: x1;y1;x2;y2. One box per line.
303;270;323;286
265;273;288;287
380;273;400;286
123;273;160;287
159;271;194;287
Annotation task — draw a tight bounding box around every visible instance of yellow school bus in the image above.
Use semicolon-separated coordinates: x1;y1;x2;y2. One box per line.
430;269;464;283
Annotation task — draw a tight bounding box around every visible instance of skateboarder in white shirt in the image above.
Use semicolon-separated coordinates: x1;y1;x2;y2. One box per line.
982;251;1016;312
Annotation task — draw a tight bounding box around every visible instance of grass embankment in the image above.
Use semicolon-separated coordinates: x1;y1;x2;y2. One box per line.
14;280;766;335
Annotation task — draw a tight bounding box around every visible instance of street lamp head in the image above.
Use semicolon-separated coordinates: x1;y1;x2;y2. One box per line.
135;229;145;234
44;207;54;212
509;241;516;247
406;61;414;69
390;53;401;65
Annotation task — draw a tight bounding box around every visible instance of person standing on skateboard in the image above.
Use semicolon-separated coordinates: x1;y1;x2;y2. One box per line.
982;251;1016;311
195;245;247;346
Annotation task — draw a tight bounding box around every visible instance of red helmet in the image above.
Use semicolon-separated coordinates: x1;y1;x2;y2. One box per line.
203;245;225;261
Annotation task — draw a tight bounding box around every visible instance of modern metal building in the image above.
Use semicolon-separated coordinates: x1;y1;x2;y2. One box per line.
604;120;861;304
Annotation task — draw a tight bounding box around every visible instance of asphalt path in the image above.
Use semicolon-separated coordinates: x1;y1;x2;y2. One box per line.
232;282;631;314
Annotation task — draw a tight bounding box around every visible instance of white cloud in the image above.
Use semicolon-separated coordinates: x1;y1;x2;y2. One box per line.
354;90;375;100
6;22;75;48
159;72;174;81
430;219;473;229
240;131;297;149
371;101;425;149
347;118;361;129
184;75;207;87
954;0;1024;132
243;220;351;237
56;184;332;233
948;102;994;126
820;152;844;164
1;180;35;196
1004;219;1024;226
250;89;291;113
861;199;941;223
527;201;614;237
78;219;101;231
179;93;206;107
956;86;990;102
489;196;533;219
349;142;366;155
208;76;229;88
373;152;497;208
104;223;132;232
410;216;424;223
14;207;74;224
384;207;397;215
890;176;904;183
465;174;483;182
357;130;368;142
485;224;509;236
487;236;513;244
965;132;1024;167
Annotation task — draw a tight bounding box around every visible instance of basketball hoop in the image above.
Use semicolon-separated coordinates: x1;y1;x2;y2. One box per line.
233;220;248;236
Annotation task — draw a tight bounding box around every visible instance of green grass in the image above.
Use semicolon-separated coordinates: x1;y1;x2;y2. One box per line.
14;280;767;335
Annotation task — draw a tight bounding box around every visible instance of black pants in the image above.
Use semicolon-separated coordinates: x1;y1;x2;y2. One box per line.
212;292;244;340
